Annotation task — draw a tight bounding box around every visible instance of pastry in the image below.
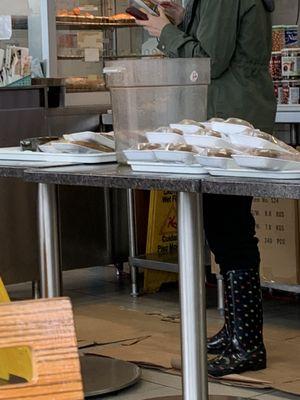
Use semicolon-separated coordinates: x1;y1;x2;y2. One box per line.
166;144;195;152
155;127;183;134
178;119;206;128
137;143;161;150
225;118;254;128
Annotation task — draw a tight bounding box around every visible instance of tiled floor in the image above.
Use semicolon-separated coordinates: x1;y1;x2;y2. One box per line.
7;266;300;400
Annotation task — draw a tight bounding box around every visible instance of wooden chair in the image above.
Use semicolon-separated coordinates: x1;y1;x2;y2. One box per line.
0;297;84;400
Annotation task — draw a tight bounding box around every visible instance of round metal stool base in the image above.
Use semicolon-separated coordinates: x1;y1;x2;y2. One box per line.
145;396;248;400
81;355;141;398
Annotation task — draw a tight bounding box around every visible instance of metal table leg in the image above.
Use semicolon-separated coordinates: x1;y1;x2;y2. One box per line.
216;274;225;316
145;192;244;400
127;188;139;297
38;183;61;298
178;192;208;400
37;183;141;398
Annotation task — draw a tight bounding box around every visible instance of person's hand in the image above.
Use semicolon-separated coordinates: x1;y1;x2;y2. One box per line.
160;1;185;26
135;6;171;38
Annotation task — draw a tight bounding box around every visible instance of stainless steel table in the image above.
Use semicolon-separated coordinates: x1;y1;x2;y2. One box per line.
0;162;141;398
23;163;300;400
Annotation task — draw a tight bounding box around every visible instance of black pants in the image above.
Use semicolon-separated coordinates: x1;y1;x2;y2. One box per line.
203;194;260;276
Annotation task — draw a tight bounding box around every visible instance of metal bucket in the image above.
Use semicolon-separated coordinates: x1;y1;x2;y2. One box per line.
104;58;210;162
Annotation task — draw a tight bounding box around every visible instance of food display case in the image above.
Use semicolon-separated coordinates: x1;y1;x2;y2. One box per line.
53;0;155;97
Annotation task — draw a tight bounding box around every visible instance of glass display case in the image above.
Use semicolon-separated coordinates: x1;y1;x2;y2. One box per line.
54;0;156;93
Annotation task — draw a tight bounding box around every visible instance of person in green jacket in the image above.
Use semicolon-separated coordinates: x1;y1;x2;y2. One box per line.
136;0;277;377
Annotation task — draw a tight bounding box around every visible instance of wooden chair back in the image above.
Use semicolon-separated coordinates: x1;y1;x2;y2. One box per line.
0;297;84;399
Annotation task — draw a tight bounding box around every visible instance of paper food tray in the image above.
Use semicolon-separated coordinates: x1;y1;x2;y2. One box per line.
0;147;116;164
206;167;300;180
232;155;300;171
194;155;237;169
128;161;207;175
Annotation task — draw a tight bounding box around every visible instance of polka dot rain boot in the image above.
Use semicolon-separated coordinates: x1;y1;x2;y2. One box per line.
208;268;266;377
207;278;230;355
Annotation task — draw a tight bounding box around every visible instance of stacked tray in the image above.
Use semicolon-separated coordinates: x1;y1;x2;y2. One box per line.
124;119;300;179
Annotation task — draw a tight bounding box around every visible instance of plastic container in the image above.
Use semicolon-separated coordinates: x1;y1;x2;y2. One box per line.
232;154;300;171
227;133;293;153
169;124;203;134
145;132;185;144
280;80;300;104
281;48;300;79
269;52;282;80
153;149;194;164
194;155;237;169
184;135;230;148
123;149;156;162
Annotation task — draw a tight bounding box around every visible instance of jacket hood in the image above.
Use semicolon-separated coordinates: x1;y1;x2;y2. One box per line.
262;0;275;12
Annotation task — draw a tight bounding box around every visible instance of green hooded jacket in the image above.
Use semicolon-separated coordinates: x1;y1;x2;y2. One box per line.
158;0;277;133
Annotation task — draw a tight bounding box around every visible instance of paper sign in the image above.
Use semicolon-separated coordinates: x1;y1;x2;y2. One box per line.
78;32;103;49
84;48;100;62
0;0;30;16
0;16;12;40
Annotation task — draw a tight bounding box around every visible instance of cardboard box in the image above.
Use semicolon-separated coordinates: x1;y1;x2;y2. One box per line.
252;198;300;285
210;198;300;285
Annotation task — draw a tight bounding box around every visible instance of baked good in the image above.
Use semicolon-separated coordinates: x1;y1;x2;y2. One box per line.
178;119;206;128
109;13;135;23
208;117;225;123
225;118;254;128
155;127;183;134
192;128;222;138
73;141;113;152
166;144;195;152
206;148;233;158
137;143;161;150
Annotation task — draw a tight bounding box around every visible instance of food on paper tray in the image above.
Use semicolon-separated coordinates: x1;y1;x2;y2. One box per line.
154;144;195;164
165;143;195;152
146;129;185;144
124;116;300;172
202;148;234;158
194;147;238;169
225;118;254;128
207;117;225;123
38;131;115;154
228;129;300;155
137;143;162;150
123;143;159;162
246;148;300;161
192;128;223;138
155;127;183;135
178;119;206;128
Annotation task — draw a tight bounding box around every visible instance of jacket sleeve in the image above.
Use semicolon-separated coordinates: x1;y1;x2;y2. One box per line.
158;0;249;79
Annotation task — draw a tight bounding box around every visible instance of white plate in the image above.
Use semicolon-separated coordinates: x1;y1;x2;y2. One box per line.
169;124;202;134
153;150;194;164
63;131;115;150
206;167;300;180
0;147;116;164
184;135;230;148
194;155;237;169
128;161;207;175
145;132;184;144
123;149;156;162
227;134;292;153
232;155;300;171
210;122;250;135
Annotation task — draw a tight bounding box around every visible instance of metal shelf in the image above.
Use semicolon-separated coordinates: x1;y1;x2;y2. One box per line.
56;20;138;30
262;281;300;294
131;254;300;294
130;253;178;273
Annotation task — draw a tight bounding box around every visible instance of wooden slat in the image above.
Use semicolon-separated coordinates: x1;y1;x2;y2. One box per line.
0;298;84;400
